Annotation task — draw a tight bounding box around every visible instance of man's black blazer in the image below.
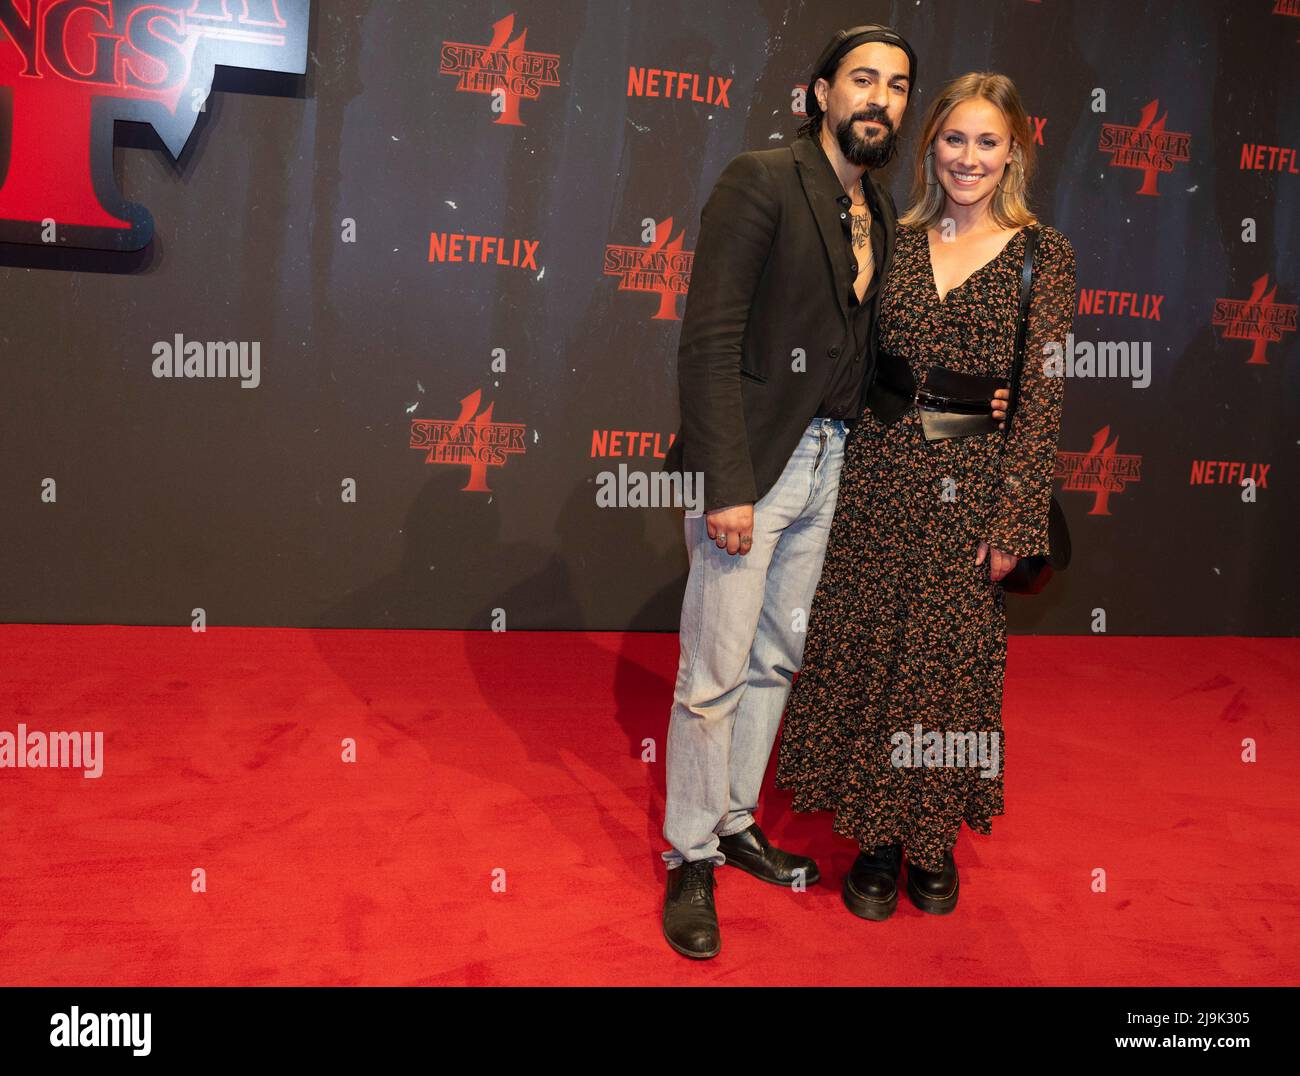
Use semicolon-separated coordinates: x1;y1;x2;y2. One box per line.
662;129;898;513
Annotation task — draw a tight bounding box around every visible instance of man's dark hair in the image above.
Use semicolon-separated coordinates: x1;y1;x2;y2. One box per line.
797;24;917;141
796;97;826;141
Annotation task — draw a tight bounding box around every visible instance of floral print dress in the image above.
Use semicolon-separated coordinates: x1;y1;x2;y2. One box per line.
774;222;1076;871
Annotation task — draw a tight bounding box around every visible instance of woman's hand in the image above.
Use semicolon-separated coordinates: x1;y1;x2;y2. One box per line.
975;541;1019;583
990;387;1011;427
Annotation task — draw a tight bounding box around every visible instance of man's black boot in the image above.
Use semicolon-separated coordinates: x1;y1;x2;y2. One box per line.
905;848;959;915
717;822;820;887
842;842;902;921
663;860;721;959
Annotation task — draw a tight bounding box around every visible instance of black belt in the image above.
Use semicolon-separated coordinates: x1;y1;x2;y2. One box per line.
866;351;1007;441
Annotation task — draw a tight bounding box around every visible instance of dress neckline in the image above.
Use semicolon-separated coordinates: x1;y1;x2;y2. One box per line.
924;225;1026;306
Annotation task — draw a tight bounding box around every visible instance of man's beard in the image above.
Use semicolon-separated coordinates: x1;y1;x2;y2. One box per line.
835;106;899;169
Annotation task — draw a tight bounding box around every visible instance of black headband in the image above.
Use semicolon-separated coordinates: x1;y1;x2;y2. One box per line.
805;23;918;121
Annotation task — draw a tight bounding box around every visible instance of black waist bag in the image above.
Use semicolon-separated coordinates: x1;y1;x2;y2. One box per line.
866;351;1006;440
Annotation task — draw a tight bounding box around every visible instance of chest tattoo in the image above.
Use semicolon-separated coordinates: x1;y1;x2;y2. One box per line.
851;210;872;253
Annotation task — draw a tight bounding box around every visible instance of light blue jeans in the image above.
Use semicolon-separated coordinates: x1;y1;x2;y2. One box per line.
662;416;849;868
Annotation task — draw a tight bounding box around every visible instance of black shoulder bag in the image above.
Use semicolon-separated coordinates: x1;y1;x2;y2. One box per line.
998;226;1071;595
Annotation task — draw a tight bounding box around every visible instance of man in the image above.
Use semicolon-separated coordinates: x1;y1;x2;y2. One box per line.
658;25;1012;960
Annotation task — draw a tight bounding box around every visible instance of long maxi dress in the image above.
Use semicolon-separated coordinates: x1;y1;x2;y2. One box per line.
773;222;1076;872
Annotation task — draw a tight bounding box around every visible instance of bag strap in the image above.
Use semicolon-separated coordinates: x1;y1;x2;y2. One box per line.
1004;225;1039;431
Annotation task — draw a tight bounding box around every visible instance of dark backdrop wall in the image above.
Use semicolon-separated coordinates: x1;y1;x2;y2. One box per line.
1;0;1296;633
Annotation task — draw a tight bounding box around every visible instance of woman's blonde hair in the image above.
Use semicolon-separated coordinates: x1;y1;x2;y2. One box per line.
898;72;1038;230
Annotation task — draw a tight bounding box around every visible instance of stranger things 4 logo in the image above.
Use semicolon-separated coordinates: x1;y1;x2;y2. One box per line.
439;12;560;126
1212;274;1297;365
0;0;309;251
1056;425;1142;516
410;389;528;493
1098;99;1190;196
604;215;693;320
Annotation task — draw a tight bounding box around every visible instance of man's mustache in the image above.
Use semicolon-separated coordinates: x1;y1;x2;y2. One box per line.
849;108;893;133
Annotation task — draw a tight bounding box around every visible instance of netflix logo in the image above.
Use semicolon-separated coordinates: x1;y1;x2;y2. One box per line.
1239;143;1299;173
1078;289;1165;321
1189;460;1270;487
428;233;540;270
628;67;732;108
591;429;677;459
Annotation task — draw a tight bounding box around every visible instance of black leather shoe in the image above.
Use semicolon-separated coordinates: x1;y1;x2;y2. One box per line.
905;849;959;915
717;822;820;887
663;860;721;959
842;843;901;921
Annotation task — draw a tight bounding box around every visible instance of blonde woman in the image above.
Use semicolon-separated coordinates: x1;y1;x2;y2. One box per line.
776;73;1076;919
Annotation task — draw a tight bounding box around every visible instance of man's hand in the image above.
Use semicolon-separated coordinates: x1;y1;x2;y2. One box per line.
975;540;1019;582
991;387;1011;428
707;504;755;556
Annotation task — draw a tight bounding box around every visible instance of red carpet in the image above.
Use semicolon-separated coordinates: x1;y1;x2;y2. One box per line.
0;626;1295;986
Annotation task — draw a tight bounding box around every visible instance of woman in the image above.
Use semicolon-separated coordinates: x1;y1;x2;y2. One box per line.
774;72;1075;919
